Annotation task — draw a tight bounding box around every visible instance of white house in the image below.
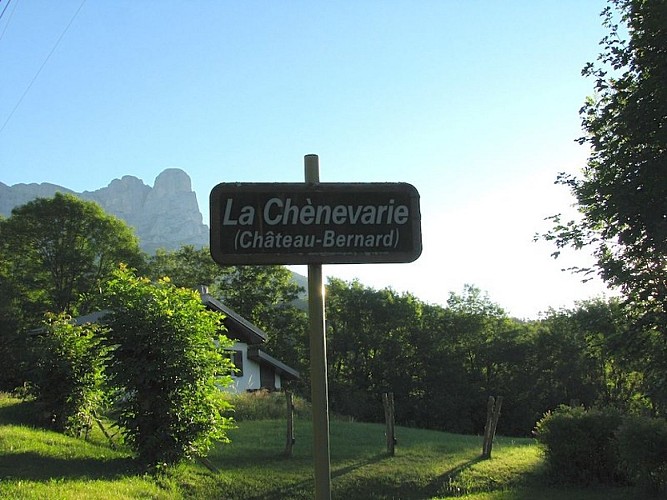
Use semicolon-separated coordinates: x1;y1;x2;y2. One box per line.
200;291;300;393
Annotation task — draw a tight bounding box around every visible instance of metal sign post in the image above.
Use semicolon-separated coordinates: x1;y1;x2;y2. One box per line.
304;154;331;499
209;155;422;500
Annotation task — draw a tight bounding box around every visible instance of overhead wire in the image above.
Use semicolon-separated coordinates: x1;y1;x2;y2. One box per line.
0;0;86;136
0;0;20;43
0;0;14;23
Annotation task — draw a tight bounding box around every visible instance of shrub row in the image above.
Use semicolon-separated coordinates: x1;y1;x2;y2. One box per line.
535;405;667;495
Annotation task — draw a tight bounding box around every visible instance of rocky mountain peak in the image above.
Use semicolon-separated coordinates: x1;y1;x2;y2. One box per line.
0;170;209;254
153;168;192;195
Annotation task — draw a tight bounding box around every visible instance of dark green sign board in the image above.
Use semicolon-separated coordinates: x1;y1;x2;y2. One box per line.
210;182;422;265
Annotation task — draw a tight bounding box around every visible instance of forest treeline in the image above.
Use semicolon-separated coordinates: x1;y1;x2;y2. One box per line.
325;280;648;436
0;195;654;437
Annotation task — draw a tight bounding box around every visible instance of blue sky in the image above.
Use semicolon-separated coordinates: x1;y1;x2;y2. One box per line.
0;0;614;318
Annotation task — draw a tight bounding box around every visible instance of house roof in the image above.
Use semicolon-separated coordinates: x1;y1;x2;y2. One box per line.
200;293;300;381
247;346;300;381
200;293;268;345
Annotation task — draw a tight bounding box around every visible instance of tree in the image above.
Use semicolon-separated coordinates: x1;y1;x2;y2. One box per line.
102;266;235;470
544;0;667;318
217;265;303;324
218;265;308;381
0;240;23;390
442;285;525;433
147;245;221;290
412;302;478;433
325;278;424;423
566;299;649;412
543;0;667;410
0;193;144;321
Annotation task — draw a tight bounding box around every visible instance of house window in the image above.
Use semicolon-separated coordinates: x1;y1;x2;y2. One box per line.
231;350;243;377
260;364;276;391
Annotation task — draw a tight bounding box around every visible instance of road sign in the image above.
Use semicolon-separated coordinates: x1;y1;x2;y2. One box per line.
210;182;421;265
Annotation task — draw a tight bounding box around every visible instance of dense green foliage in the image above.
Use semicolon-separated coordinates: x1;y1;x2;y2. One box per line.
101;266;235;470
616;415;667;494
536;405;667;494
543;0;667;410
26;313;109;434
0;194;144;391
535;405;625;484
324;279;649;436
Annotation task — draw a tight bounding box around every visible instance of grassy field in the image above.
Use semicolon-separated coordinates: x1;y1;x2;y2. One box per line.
0;393;644;499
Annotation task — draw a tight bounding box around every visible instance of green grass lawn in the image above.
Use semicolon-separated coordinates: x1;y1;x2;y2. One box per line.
0;393;645;499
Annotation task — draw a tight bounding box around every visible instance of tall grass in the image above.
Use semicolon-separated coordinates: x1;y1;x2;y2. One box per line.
227;389;311;421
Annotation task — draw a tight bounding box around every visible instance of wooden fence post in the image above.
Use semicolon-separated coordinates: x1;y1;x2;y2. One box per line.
489;396;503;449
482;396;495;458
285;390;295;457
482;395;503;459
382;392;396;456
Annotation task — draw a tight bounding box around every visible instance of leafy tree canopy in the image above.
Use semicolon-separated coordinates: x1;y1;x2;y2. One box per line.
26;312;109;434
147;245;220;290
544;0;667;321
217;265;303;324
542;0;667;412
0;193;144;321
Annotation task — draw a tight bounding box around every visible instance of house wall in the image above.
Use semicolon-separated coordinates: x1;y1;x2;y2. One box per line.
225;342;282;393
227;342;259;393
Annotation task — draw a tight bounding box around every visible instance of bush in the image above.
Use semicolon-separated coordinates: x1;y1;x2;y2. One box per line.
27;313;109;435
534;405;625;484
617;415;667;495
102;267;236;471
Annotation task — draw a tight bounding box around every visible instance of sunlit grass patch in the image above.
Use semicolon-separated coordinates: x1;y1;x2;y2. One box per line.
0;392;644;500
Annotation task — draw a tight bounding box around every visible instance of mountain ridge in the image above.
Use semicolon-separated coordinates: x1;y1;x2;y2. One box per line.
0;169;208;254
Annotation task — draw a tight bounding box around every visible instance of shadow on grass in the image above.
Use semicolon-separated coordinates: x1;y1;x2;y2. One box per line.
0;398;43;427
233;453;389;500
212;447;305;469
331;455;488;500
0;452;135;482
423;455;486;498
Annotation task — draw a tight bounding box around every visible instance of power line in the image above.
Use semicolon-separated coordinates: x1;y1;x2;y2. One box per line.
0;0;20;43
0;0;14;23
0;0;86;136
